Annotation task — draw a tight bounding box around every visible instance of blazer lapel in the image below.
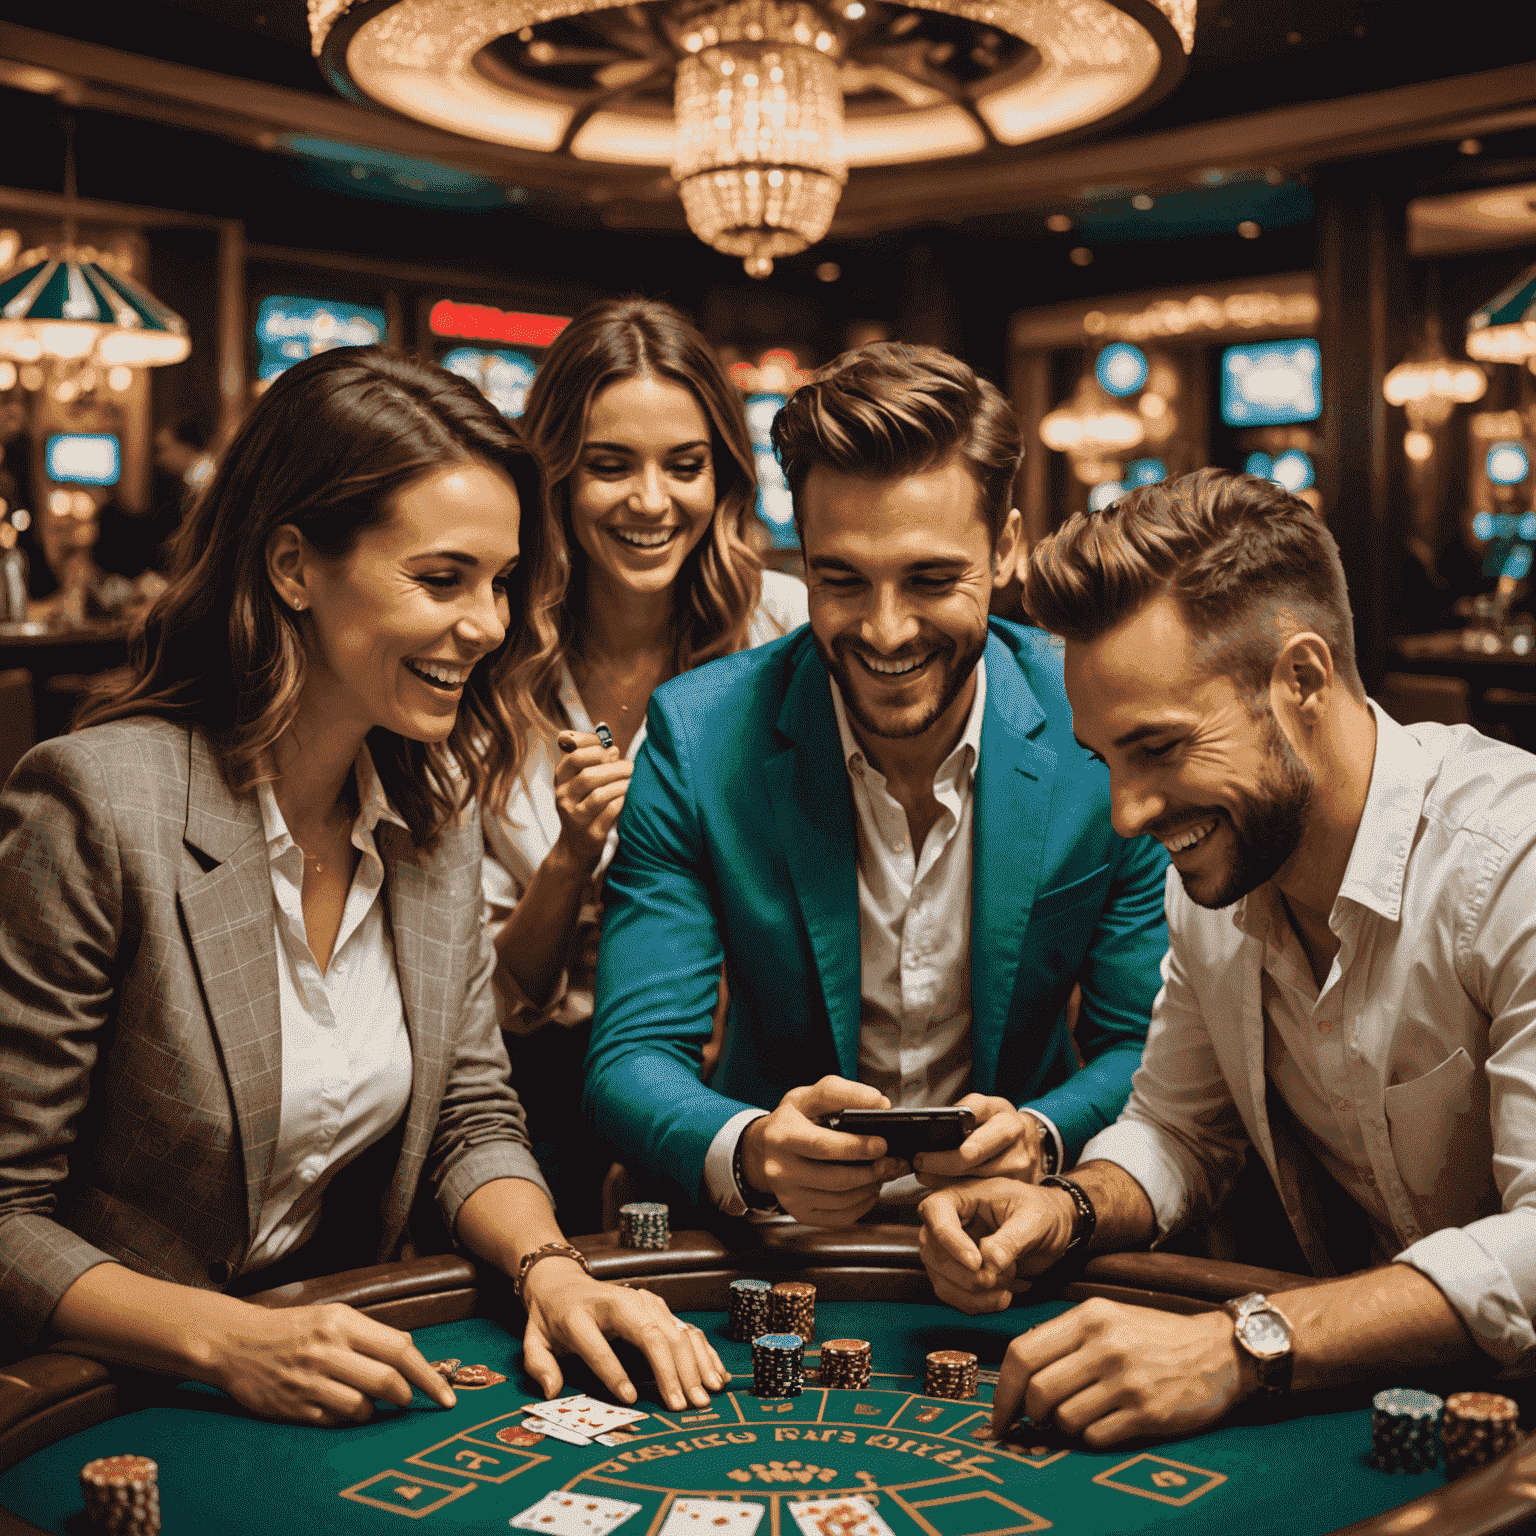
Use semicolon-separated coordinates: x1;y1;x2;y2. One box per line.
765;644;862;1079
376;822;456;1252
969;632;1057;1094
178;730;282;1244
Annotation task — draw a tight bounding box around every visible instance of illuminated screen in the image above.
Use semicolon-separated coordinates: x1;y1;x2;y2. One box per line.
1220;339;1321;426
256;295;387;382
47;434;120;486
440;347;538;419
746;394;796;548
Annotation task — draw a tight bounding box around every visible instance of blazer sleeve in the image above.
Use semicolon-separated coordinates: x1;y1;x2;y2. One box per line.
584;696;758;1204
0;739;128;1342
425;810;552;1228
1021;830;1171;1164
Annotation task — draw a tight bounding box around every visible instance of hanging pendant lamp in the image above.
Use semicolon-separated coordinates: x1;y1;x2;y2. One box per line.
0;119;189;370
1465;263;1536;365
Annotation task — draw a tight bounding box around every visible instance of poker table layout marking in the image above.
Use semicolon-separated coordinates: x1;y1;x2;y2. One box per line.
1;1230;1533;1536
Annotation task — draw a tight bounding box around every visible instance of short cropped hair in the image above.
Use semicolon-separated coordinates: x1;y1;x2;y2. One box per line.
1024;468;1364;700
770;342;1022;544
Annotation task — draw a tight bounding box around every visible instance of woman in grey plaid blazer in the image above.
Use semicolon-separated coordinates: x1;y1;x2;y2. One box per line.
0;349;724;1426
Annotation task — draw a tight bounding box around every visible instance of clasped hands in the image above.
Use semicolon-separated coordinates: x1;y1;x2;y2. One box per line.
736;1077;1049;1228
918;1177;1252;1447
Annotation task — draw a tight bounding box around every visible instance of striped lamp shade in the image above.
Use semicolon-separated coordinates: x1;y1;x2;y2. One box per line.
0;247;189;367
1466;264;1536;365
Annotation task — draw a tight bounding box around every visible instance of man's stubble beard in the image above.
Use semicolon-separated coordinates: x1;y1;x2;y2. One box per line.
813;628;987;741
1182;706;1315;910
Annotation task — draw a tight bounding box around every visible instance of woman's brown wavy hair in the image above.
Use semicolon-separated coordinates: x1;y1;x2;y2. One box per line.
73;346;559;847
515;297;764;732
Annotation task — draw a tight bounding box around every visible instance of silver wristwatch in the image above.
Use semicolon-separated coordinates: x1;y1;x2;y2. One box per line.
1223;1292;1295;1395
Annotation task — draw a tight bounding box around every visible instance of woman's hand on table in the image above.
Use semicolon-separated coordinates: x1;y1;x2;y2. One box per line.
917;1178;1076;1313
520;1258;728;1413
551;730;632;874
912;1095;1046;1189
202;1300;457;1425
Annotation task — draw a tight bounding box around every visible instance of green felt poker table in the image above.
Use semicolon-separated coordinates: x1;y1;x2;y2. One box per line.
1;1227;1532;1536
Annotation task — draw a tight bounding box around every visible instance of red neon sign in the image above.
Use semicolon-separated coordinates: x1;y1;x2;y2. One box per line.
429;300;571;348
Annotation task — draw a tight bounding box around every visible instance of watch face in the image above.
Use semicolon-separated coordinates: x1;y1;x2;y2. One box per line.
1242;1311;1291;1358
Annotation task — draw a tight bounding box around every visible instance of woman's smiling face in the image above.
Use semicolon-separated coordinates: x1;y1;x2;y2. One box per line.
568;375;718;601
289;458;522;744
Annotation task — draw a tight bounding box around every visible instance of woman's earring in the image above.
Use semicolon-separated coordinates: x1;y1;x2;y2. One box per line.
292;598;305;611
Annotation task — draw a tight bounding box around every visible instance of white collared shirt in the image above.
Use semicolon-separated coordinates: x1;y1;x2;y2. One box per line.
482;571;808;1034
243;747;414;1273
706;658;1064;1214
1084;705;1536;1364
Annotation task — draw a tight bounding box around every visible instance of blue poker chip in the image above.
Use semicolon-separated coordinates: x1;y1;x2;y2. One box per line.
1374;1389;1443;1419
753;1334;804;1350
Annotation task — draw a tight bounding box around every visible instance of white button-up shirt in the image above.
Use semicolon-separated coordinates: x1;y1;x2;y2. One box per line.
707;659;1063;1213
1085;705;1536;1364
243;747;414;1273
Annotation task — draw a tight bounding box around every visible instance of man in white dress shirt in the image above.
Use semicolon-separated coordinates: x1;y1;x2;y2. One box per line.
918;467;1536;1447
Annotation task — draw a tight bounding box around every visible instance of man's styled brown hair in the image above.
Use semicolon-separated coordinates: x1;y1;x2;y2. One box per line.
1024;467;1364;700
770;342;1023;542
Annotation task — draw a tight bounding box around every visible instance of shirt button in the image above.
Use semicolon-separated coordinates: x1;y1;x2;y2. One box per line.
1317;1020;1333;1034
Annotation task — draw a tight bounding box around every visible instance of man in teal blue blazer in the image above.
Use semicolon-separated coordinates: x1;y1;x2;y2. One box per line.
585;344;1169;1225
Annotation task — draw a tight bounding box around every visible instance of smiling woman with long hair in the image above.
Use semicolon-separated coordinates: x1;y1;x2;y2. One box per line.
0;347;724;1421
482;299;806;1228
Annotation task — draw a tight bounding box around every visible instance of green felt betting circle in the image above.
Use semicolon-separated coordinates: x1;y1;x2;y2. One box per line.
0;1301;1442;1536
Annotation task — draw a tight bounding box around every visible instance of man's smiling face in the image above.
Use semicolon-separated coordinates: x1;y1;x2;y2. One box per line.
1063;593;1314;909
801;456;1016;742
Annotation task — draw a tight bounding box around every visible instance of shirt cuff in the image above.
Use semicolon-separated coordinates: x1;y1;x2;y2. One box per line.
704;1109;771;1217
1079;1119;1196;1240
1394;1210;1536;1366
1020;1108;1065;1179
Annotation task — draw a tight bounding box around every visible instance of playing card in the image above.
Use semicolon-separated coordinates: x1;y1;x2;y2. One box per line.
522;1417;593;1446
527;1394;649;1435
510;1491;644;1536
659;1499;766;1536
788;1497;896;1536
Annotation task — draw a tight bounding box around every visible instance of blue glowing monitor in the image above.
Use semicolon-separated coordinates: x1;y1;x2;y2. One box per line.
1220;340;1321;426
256;295;387;382
440;346;537;418
746;393;797;547
47;434;120;486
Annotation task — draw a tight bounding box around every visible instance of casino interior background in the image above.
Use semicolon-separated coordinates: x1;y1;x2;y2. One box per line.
0;2;1532;769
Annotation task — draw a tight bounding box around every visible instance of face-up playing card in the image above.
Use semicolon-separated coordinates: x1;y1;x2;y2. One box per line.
658;1499;766;1536
510;1492;644;1536
788;1497;896;1536
526;1394;649;1436
522;1417;593;1446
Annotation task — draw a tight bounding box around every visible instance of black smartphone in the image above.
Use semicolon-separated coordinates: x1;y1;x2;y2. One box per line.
820;1106;977;1163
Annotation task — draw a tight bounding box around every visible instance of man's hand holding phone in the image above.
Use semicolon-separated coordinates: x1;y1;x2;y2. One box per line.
737;1077;909;1227
912;1094;1051;1189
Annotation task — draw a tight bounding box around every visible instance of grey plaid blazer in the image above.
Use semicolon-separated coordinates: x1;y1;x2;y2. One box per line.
0;717;548;1346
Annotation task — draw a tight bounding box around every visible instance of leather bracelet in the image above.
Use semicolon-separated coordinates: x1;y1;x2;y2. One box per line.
1040;1174;1096;1254
734;1125;781;1212
514;1241;592;1302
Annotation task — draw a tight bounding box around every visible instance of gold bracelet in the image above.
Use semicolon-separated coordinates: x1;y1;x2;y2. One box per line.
514;1241;592;1302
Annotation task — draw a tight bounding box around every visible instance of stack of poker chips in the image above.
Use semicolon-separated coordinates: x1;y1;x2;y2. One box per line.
1442;1391;1520;1481
729;1278;773;1342
751;1333;805;1398
618;1201;670;1251
1369;1388;1444;1473
769;1280;817;1343
80;1454;160;1535
925;1349;979;1401
820;1338;872;1390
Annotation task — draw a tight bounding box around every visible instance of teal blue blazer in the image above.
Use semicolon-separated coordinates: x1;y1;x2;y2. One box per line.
586;620;1170;1205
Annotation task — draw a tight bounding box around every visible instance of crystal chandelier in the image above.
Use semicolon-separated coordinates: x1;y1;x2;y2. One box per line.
310;0;1195;274
1040;374;1146;460
672;0;846;277
1383;317;1485;428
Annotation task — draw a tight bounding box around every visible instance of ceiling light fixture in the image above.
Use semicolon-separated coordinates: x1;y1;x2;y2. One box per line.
1466;263;1536;366
310;0;1193;275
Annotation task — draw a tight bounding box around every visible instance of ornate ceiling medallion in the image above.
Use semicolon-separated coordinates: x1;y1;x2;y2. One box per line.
311;0;1191;271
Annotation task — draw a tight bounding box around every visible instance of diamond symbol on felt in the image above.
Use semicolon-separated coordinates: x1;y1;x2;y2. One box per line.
1094;1454;1226;1507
